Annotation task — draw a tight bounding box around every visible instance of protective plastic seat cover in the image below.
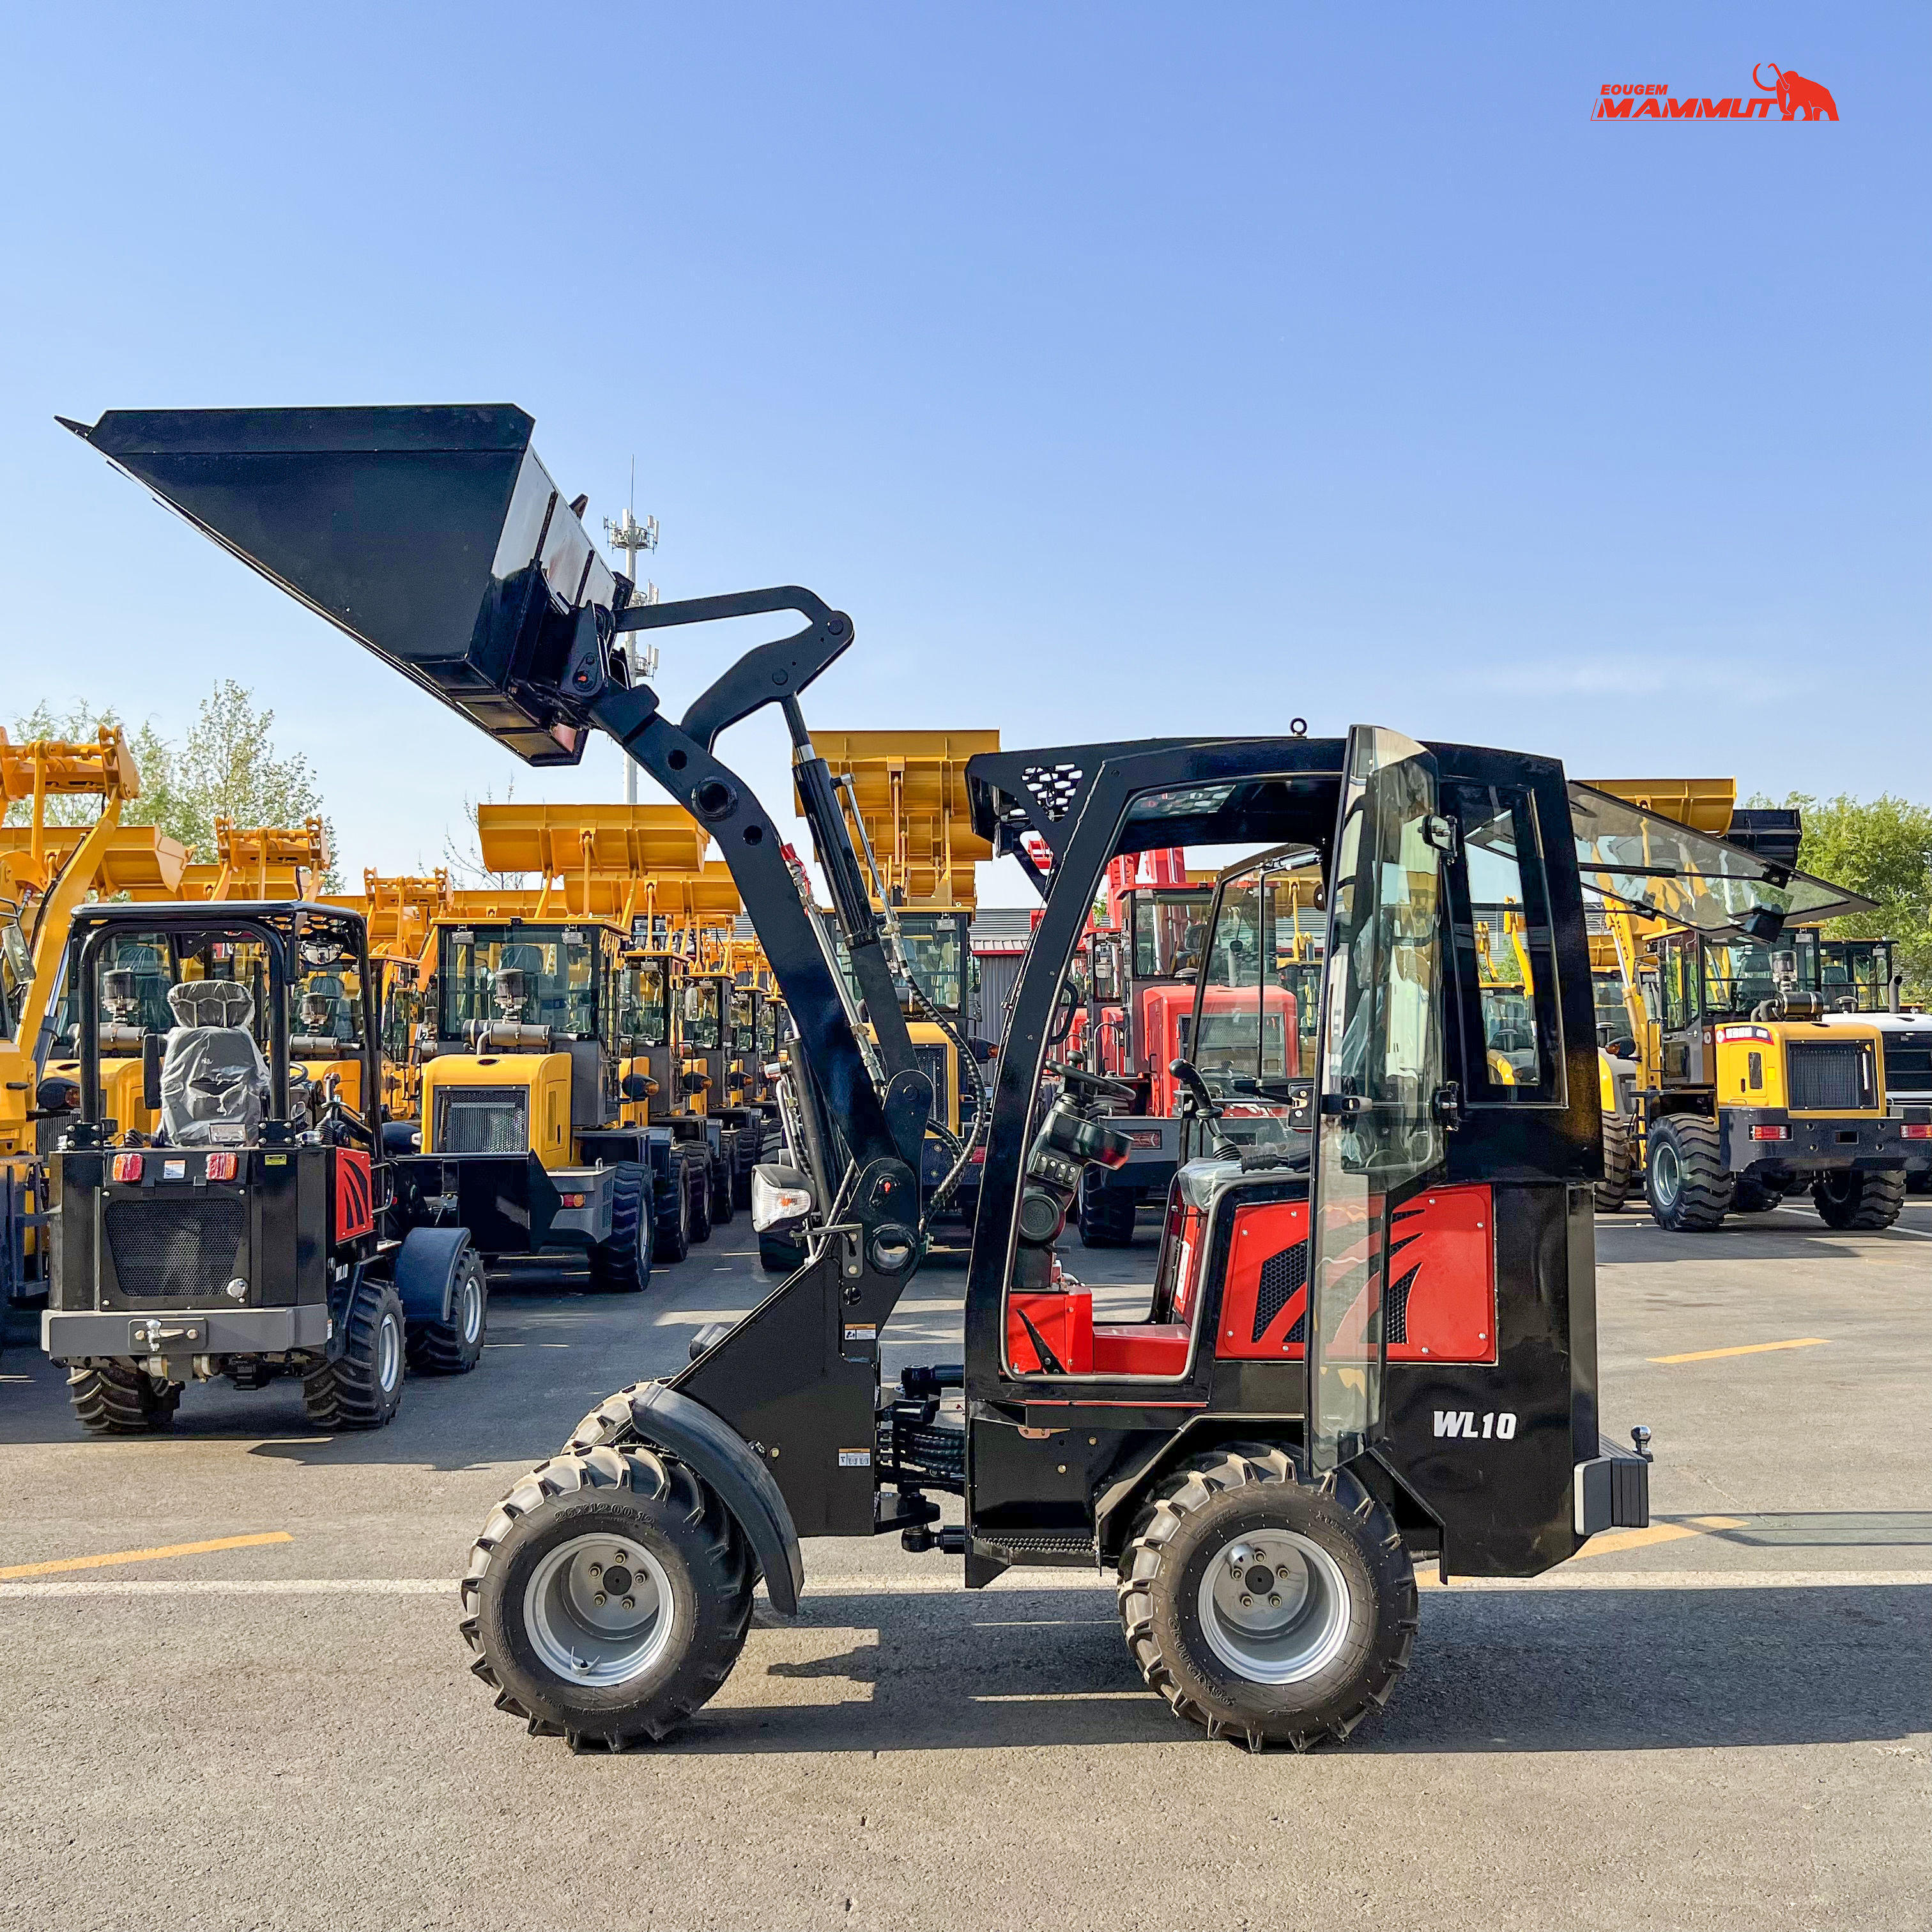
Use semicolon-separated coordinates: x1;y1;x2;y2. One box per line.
160;980;270;1146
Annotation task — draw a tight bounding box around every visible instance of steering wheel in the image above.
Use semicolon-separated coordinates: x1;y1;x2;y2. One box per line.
1054;1063;1135;1110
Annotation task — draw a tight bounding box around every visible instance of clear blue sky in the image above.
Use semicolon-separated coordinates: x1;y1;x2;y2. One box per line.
3;4;1925;900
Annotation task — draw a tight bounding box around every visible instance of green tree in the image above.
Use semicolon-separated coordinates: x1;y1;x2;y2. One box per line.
1765;791;1932;998
7;684;335;886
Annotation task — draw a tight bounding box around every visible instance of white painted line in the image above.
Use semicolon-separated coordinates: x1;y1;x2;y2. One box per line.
3;1568;1927;1602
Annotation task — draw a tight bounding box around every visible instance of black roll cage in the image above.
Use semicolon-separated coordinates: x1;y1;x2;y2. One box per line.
68;900;381;1146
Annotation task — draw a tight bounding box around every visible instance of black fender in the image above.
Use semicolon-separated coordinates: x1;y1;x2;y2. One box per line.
622;1381;804;1614
392;1225;475;1326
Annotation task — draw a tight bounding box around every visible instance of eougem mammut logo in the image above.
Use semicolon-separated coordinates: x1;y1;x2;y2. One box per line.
1594;64;1838;121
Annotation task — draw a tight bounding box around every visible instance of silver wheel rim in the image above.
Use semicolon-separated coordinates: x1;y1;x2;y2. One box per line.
377;1314;401;1392
1197;1529;1351;1684
1653;1142;1681;1205
523;1534;675;1687
461;1268;483;1344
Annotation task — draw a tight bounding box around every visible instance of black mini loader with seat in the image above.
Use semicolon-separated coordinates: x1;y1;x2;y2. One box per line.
40;899;486;1432
73;401;1812;1750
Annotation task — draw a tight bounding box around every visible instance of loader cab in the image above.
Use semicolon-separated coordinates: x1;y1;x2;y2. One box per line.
956;731;1613;1584
422;919;626;1165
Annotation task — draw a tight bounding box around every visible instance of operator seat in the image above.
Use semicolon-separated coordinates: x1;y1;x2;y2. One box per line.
158;979;270;1146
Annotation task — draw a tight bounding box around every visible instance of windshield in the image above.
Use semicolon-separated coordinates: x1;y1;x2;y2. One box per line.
1593;969;1636;1051
1701;939;1796;1019
1797;934;1893;1011
898;914;967;1015
441;925;597;1037
617;959;669;1046
0;908;27;1038
731;986;755;1052
684;976;722;1048
1190;852;1321;1103
1132;889;1214;979
291;935;367;1048
755;997;777;1054
1569;783;1872;934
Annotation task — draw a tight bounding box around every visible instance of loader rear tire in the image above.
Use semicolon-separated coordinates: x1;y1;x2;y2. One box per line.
588;1163;653;1295
1078;1177;1138;1248
68;1360;180;1435
406;1245;489;1371
710;1142;736;1226
1117;1444;1415;1751
459;1443;754;1750
1644;1116;1734;1232
1593;1114;1634;1213
1811;1167;1906;1231
302;1279;405;1430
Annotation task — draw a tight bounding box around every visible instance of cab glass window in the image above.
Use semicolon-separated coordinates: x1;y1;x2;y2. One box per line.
1452;785;1564;1104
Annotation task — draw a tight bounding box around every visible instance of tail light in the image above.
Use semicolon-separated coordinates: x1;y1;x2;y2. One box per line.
560;1193;586;1208
1749;1124;1791;1142
111;1153;143;1183
1904;1123;1932;1141
205;1152;239;1181
969;1146;986;1165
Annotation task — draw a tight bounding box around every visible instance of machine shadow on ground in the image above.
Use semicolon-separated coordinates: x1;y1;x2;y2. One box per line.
636;1580;1931;1759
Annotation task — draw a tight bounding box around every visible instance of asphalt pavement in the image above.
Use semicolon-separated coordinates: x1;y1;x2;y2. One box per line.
2;1197;1928;1932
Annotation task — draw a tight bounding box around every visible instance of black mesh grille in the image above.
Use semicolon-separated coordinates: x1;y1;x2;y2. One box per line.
1384;1264;1414;1346
1787;1042;1871;1112
1253;1241;1307;1343
105;1197;247;1300
1883;1040;1932;1093
436;1085;529;1154
914;1044;949;1125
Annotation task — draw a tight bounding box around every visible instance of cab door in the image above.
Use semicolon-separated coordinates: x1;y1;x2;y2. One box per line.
1306;726;1450;1470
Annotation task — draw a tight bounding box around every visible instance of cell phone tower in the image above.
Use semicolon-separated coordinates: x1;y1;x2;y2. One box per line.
604;458;660;806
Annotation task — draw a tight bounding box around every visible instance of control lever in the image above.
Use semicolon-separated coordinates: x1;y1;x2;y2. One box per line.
1170;1059;1240;1162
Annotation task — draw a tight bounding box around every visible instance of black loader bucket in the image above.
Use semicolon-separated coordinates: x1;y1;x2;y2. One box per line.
63;405;618;766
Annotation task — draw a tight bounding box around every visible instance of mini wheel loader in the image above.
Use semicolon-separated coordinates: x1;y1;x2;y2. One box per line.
40;899;485;1431
72;399;1847;1751
1581;781;1905;1232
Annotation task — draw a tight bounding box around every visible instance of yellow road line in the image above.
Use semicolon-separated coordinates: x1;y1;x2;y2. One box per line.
1648;1337;1830;1365
0;1531;293;1581
1573;1515;1747;1560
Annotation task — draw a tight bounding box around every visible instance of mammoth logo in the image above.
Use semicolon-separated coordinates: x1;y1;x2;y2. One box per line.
1754;63;1839;120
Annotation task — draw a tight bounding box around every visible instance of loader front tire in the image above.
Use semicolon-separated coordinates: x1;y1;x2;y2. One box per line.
459;1444;753;1750
1117;1444;1415;1751
1811;1167;1906;1231
1644;1116;1734;1232
405;1245;489;1372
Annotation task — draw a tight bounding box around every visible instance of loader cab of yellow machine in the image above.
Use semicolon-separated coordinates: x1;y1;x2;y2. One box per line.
421;919;625;1168
613;949;675;1123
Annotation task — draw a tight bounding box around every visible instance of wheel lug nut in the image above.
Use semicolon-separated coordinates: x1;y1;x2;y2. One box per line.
1269;1593;1282;1606
1239;1593;1252;1607
594;1592;607;1606
622;1596;636;1609
590;1564;603;1578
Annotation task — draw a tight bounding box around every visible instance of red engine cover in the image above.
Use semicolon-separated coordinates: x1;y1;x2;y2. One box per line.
333;1147;374;1243
1215;1185;1494;1364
